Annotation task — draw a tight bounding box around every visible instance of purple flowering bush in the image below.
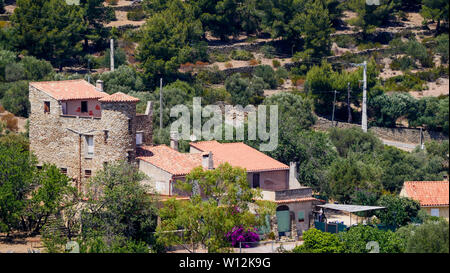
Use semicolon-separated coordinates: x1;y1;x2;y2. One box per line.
226;226;260;248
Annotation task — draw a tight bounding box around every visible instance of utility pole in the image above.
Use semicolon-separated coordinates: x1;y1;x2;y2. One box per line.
347;82;352;123
332;90;337;126
351;61;367;132
362;61;367;132
159;78;163;130
110;38;115;71
87;59;91;84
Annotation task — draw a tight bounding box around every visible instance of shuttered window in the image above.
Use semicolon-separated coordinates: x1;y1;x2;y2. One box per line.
136;132;143;146
298;211;305;222
85;135;94;157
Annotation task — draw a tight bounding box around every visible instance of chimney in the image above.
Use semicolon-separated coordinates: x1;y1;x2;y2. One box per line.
289;162;301;189
202;152;214;170
170;131;179;151
96;80;104;92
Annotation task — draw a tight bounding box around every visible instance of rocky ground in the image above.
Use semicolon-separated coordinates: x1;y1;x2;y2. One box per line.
0;233;44;253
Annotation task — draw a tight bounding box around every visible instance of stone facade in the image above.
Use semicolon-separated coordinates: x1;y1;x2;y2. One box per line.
29;83;152;192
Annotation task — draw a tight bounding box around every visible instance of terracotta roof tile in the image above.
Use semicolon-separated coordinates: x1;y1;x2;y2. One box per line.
30;79;107;101
189;141;289;172
98;92;140;103
137;145;216;176
403;181;449;206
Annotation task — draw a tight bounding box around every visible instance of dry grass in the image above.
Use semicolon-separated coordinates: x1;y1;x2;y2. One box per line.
248;59;259;66
105;0;119;5
1;113;19;132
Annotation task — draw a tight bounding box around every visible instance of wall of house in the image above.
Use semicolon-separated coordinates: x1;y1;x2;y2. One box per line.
423;206;449;220
136;113;153;146
29;85;143;192
247;170;289;191
278;201;314;236
138;160;172;195
63;99;102;117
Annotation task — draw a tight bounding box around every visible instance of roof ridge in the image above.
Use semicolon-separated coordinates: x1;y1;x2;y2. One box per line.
405;180;448;183
30;79;85;84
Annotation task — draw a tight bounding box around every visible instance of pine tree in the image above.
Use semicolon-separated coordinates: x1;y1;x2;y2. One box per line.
11;0;87;70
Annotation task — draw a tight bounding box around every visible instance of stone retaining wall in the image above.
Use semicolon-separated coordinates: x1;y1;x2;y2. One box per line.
207;40;268;55
313;117;448;144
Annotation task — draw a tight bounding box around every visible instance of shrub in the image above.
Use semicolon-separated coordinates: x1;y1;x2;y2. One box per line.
390;56;416;71
127;8;146;21
99;47;127;69
224;62;233;68
375;194;421;229
210;53;230;63
435;34;449;64
254;65;277;89
405;40;433;67
397;219;449;253
357;42;382;51
230;50;254;61
333;35;357;48
368;92;418;128
196;66;225;85
292;228;343;253
272;59;281;68
340;225;405;253
275;67;289;79
0;113;18;132
261;44;276;58
225;226;260;248
1;81;30;117
384;73;426;92
202;87;231;104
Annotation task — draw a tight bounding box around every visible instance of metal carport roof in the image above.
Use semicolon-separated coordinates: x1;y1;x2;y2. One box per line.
317;204;385;213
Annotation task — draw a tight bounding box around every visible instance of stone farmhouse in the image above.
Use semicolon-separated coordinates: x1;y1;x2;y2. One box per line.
29;79;152;192
29;80;320;237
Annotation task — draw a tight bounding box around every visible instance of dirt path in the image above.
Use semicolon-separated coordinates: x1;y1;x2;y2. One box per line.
0;234;44;253
106;10;146;28
410;78;450;98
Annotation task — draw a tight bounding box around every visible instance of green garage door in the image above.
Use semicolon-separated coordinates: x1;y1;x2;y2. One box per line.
276;210;290;233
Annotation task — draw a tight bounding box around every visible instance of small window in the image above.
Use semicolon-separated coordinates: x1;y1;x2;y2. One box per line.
61;102;67;115
104;130;109;144
37;166;43;170
431;208;440;217
253;173;260;188
128;119;133;134
136;132;143;146
127;151;133;163
44;101;50;113
84;170;92;178
60;168;67;175
81;101;88;113
298;211;305;222
85;135;94;157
